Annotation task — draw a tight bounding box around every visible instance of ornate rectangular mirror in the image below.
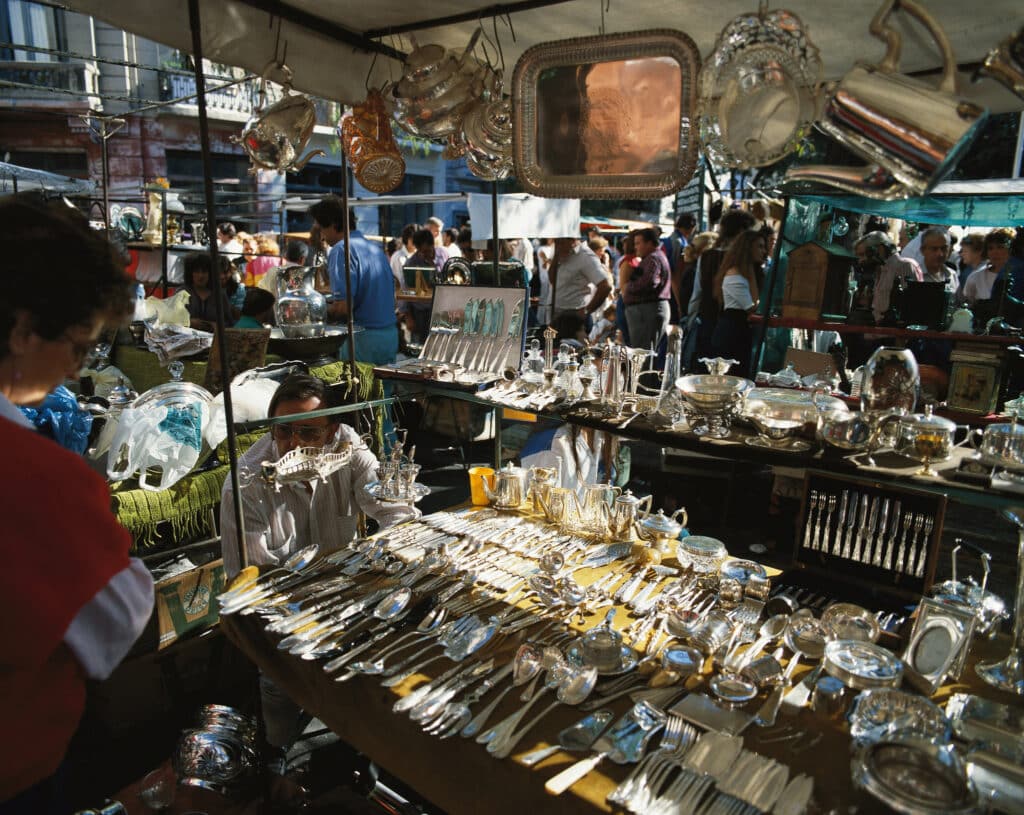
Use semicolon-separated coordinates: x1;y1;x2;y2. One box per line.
512;29;701;199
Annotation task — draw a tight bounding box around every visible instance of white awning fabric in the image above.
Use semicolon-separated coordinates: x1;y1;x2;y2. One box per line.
62;1;1024;111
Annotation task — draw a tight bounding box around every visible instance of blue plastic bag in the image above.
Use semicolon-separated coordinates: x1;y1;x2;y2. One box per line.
19;385;93;454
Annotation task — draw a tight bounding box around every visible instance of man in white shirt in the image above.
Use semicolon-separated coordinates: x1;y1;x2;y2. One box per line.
220;374;417;757
919;227;959;294
442;227;463;258
221;374;417;579
390;223;417;289
549;238;612;341
217;222;244;258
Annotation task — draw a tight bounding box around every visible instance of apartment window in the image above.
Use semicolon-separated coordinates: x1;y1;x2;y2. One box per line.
0;1;66;61
5;149;87;177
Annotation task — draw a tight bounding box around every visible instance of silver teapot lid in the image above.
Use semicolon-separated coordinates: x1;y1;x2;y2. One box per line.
639;509;682;535
615;489;643;505
107;377;136;409
904;403;955;432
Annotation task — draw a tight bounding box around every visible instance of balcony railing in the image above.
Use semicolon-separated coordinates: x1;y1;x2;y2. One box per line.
158;71;341;126
0;60;99;103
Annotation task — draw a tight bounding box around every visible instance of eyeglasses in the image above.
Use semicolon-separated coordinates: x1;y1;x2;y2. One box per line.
61;331;99;365
271;423;330;444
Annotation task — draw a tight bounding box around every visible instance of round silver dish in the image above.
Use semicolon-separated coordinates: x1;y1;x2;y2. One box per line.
825;639;903;690
719;558;767;586
852;735;977;815
822;603;881;643
745;387;847;427
848;688;950;745
174;728;258;797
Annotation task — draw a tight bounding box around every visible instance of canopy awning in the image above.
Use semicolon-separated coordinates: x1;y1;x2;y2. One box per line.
0;161;97;195
61;1;1024;112
797;179;1024;227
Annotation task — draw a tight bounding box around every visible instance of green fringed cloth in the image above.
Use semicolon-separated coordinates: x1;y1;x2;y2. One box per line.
110;432;266;549
310;360;385;452
111;465;227;549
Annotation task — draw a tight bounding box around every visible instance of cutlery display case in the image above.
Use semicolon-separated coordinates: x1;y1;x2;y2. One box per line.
783;472;948;614
375;284;529;385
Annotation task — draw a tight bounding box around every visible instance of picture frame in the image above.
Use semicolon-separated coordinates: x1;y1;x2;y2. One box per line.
511;29;700;199
902;597;976;695
947;360;1000;415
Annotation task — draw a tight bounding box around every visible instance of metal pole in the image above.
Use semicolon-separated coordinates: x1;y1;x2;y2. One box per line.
160;187;169;297
491;180;499;278
341;146;358;400
101;133;110;238
187;0;246;569
751;200;790;373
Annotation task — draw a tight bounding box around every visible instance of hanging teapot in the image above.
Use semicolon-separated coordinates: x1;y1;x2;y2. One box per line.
234;62;326;174
783;0;988;200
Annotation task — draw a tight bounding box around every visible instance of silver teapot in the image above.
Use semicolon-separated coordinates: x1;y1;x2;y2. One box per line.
637;508;688;555
783;0;988;200
234;61;326;174
610;489;653;542
480;461;526;509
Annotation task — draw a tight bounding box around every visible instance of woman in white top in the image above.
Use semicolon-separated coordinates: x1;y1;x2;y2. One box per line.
710;229;767;377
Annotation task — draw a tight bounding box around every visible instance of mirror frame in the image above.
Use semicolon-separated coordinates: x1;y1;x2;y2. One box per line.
902;597;976;695
512;29;700;199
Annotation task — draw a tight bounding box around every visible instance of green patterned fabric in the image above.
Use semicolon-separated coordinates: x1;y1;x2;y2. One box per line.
309;360;385;452
111;466;227;549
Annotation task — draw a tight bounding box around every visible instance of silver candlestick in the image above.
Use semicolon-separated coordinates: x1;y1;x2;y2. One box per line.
976;507;1024;695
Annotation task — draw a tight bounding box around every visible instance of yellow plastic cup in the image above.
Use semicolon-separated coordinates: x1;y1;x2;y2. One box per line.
469;466;495;506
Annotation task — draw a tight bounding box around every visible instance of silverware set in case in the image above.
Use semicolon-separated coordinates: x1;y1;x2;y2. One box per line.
801;489;935;578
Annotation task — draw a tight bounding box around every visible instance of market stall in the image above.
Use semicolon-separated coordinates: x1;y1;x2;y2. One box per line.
17;1;1023;812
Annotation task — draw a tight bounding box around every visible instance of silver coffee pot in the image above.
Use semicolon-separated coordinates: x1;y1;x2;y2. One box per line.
234;61;326;174
610;489;653;542
480;461;526;509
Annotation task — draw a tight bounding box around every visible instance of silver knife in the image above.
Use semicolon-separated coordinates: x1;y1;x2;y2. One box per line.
832;490;849;556
840;492;859;560
852;494;870;562
864;497;881;565
872;499;891;567
883;500;902;571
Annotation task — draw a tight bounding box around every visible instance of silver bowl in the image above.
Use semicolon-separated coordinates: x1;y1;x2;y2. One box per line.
173;727;259;797
675;374;753;438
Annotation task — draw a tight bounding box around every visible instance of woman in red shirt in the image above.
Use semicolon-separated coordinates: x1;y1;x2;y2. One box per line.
0;196;154;814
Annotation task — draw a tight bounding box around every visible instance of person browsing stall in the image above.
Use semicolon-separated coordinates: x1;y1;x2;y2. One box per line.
0;195;153;813
182;251;234;332
310;195;399;365
624;227;672;353
549;237;612;342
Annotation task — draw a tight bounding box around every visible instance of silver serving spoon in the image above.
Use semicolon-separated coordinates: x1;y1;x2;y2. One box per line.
519;709;614;767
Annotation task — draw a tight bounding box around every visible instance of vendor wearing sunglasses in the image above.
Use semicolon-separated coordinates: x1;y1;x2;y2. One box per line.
219;373;417;764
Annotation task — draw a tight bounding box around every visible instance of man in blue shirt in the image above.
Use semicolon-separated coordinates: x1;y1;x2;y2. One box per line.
310;195;398;365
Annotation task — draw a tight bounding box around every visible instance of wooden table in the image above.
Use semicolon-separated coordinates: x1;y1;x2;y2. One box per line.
219;512;1024;815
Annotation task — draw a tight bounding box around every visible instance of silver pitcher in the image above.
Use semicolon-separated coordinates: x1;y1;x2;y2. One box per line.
610;489;653;542
234;61;326;174
537;486;581;529
528;464;560;513
783;0;988;200
578;481;621;537
480;462;526;509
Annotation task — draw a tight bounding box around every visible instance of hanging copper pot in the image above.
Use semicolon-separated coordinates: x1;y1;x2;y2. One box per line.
339;88;405;194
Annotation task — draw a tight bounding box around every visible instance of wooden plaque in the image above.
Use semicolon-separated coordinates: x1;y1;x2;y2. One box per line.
783;242;828;320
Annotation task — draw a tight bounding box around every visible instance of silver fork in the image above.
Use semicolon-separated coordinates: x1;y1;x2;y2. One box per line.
802;491;819;551
904;514;925;576
914;516;934;577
